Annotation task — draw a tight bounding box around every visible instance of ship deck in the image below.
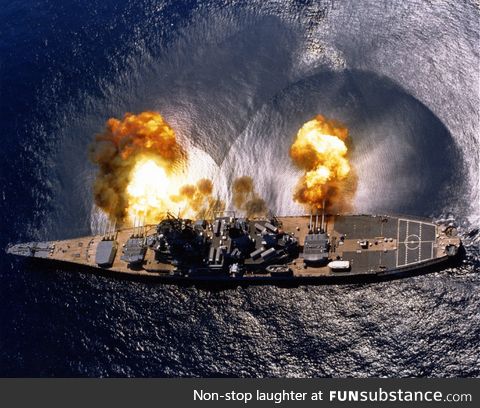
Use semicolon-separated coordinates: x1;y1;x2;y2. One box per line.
7;214;460;281
280;215;454;277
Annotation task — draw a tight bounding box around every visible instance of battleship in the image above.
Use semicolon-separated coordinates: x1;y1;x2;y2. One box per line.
6;210;461;284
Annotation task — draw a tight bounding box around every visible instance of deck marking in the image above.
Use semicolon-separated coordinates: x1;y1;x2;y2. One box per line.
405;220;409;265
380;219;384;267
396;218;400;267
405;234;420;250
396;219;437;267
419;223;422;261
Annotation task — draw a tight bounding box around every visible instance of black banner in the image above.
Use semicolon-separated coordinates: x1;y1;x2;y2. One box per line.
1;378;477;408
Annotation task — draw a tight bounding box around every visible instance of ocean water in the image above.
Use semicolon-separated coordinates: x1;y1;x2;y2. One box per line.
0;0;479;377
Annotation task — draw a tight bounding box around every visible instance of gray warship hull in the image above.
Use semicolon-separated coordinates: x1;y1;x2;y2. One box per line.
7;214;461;284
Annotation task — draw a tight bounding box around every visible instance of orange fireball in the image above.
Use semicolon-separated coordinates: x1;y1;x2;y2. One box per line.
290;115;355;211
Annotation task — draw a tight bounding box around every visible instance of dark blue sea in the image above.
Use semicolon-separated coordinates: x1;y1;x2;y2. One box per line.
1;0;479;377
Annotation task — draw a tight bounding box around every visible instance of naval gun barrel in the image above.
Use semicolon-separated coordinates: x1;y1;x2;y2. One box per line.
321;198;326;232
